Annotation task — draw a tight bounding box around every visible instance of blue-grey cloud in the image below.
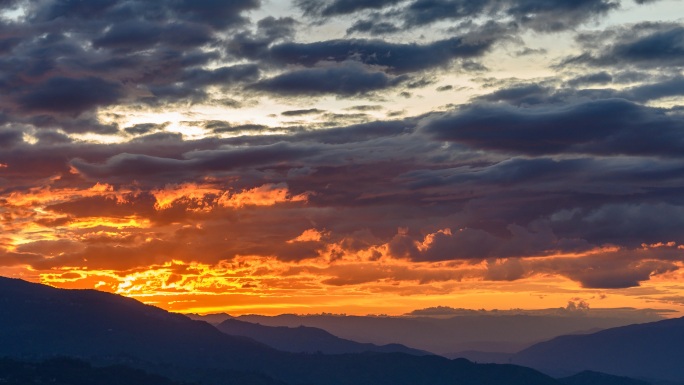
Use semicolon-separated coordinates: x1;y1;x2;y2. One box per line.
344;0;621;36
251;62;407;95
563;22;684;69
296;0;403;16
423;99;684;157
16;77;125;116
264;36;495;74
0;0;260;132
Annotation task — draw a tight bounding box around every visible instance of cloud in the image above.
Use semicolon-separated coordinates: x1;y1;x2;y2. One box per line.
124;122;170;136
501;0;620;32
346;19;401;35
264;36;496;74
17;77;125;116
562;22;684;69
549;203;684;247
0;129;23;148
70;141;319;180
342;0;622;36
143;64;260;105
530;250;679;289
251;62;407;96
0;0;260;132
388;223;589;262
0;0;683;305
422;99;684;157
227;16;297;59
296;0;403;16
91;20;214;51
566;72;613;87
475;75;684;105
282;109;325;116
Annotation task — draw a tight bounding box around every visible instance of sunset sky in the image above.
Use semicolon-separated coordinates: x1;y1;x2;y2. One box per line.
1;0;684;316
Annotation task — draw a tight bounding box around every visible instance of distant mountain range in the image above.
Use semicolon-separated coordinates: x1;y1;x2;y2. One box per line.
216;318;429;355
512;316;684;382
0;277;567;385
227;311;662;355
558;371;652;385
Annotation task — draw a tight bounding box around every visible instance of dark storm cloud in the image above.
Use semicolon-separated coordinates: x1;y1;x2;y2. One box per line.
4;97;684;289
562;22;684;69
70;142;319;180
142;64;260;104
387;224;586;262
227;16;297;59
549;203;684;247
476;75;684;106
282;109;324;117
0;0;682;291
210;123;271;134
91;20;214;50
423;99;684;157
400;0;491;27
0;133;229;184
17;77;125;116
296;119;414;144
532;252;679;289
124;122;170;136
0;129;23;148
296;0;403;16
625;77;684;102
566;72;613;87
474;83;558;106
500;0;619;32
346;19;401;35
29;0;260;30
168;0;261;30
33;130;72;144
27;114;120;135
343;0;622;36
47;194;157;220
0;0;260;133
264;36;495;74
251;62;407;96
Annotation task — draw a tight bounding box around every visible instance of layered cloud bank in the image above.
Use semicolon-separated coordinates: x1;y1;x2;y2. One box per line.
1;0;683;314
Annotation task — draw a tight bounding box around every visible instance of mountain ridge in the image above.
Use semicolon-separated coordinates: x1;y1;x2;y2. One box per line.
216;318;430;355
0;276;564;385
512;316;684;382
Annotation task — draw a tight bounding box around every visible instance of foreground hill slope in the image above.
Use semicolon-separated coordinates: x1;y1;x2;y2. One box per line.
513;316;684;382
558;371;652;385
216;318;428;355
0;276;275;369
0;357;187;385
0;277;562;385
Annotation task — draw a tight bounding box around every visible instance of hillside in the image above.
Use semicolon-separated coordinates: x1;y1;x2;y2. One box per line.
0;277;563;385
513;317;684;382
216;318;428;355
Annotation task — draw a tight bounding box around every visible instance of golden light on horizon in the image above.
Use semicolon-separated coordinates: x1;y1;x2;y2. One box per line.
2;174;684;317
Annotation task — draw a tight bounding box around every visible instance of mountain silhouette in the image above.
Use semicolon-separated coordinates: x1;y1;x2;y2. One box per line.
216;318;428;355
0;276;565;385
235;311;660;355
558;370;652;385
0;357;189;385
512;316;684;382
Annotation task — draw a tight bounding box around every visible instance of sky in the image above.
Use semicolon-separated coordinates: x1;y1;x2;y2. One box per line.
1;0;684;316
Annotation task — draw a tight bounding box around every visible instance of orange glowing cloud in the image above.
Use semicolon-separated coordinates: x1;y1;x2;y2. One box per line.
218;183;309;208
288;228;327;243
3;172;683;317
152;183;223;210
